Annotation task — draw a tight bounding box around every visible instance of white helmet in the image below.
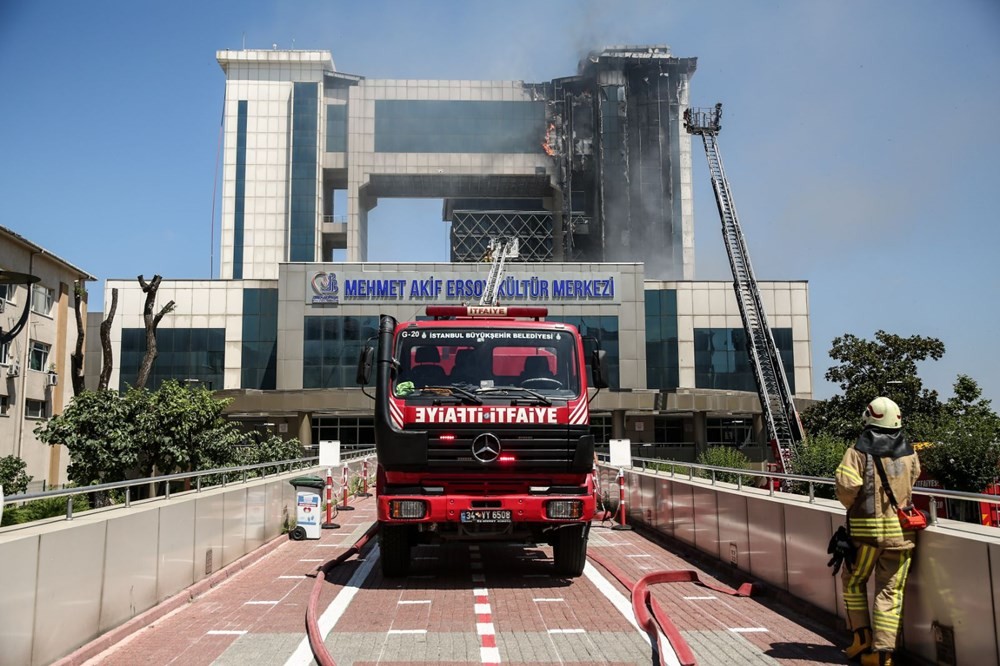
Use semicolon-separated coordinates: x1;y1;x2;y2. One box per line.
863;396;902;429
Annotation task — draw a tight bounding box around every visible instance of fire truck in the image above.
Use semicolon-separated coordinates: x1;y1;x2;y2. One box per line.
356;302;608;577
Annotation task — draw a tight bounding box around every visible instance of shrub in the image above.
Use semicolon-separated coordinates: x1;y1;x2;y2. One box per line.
789;433;851;499
697;446;752;484
1;495;90;526
0;455;32;496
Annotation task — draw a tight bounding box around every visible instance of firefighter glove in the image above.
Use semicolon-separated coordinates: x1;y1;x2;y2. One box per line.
826;525;856;575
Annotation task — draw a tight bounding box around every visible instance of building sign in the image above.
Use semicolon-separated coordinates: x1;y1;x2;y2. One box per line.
307;270;621;305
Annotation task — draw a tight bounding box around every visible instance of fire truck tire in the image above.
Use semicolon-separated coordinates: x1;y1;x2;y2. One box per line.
553;525;588;577
380;525;411;577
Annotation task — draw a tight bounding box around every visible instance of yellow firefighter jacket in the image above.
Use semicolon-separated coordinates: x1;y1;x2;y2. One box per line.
835;428;921;551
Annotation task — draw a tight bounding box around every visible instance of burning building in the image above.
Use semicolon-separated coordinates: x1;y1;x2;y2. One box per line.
215;45;697;278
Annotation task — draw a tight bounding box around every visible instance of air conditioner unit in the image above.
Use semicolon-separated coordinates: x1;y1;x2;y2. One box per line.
46;372;58;387
6;360;20;378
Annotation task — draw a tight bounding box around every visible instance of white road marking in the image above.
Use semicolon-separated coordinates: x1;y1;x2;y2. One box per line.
533;598;565;602
278;575;307;579
476;622;496;635
474;603;492;614
480;647;500;663
683;596;717;600
283;543;379;666
584;562;682;666
244;600;279;605
388;629;428;634
548;628;585;634
397;600;432;605
627;554;653;558
730;627;769;633
473;588;489;596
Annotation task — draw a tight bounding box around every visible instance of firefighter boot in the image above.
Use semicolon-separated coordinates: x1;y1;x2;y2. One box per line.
860;650;893;666
843;627;873;660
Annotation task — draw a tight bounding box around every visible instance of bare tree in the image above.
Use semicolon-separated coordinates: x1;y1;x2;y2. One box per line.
70;281;87;396
134;275;176;389
98;288;118;391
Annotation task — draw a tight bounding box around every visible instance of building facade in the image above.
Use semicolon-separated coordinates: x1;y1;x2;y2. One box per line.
91;45;812;465
0;226;94;489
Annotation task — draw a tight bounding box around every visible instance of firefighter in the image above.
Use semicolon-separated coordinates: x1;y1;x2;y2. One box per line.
835;396;921;666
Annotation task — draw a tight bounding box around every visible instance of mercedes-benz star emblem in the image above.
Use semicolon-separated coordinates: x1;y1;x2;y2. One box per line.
472;433;501;463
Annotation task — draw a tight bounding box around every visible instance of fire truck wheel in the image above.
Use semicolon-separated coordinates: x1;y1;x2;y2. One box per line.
380;525;411;577
553;525;588;577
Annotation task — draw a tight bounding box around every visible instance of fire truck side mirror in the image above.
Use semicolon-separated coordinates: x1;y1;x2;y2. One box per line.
356;346;375;386
591;349;609;389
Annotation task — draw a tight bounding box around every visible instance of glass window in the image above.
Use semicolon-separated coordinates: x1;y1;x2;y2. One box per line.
644;289;679;390
25;399;47;419
118;328;225;391
693;328;795;394
29;340;50;371
0;395;8;415
0;341;8;365
0;280;10;302
241;289;278;389
547;316;620;389
392;326;582;399
303;316;378;388
325;104;348;152
374;100;546;154
31;284;54;316
290;83;318;262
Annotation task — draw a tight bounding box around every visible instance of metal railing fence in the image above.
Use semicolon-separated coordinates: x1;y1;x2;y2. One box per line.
2;448;376;522
596;453;1000;528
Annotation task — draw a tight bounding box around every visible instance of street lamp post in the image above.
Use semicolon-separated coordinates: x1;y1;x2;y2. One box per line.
0;270;41;345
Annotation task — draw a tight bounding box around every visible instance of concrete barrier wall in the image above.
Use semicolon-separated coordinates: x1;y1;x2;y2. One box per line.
600;466;1000;666
0;462;369;666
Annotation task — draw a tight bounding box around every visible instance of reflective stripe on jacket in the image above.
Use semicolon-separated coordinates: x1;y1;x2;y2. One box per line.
835;447;921;550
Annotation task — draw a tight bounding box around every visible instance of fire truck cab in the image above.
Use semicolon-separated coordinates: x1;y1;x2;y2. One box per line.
357;305;608;577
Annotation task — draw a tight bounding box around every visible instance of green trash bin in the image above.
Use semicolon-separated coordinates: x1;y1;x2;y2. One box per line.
289;476;327;540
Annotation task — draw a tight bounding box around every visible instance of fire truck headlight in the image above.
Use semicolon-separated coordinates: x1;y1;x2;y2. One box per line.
389;500;427;519
546;500;583;520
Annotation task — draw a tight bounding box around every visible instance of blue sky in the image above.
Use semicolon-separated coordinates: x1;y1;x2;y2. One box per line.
1;1;998;405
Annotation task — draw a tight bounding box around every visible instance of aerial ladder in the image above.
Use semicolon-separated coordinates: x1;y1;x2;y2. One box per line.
479;237;519;306
684;103;804;473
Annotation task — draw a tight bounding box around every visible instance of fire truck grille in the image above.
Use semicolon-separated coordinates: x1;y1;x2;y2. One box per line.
425;430;579;470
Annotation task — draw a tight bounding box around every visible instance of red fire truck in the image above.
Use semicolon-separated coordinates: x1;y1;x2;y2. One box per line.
357;305;608;577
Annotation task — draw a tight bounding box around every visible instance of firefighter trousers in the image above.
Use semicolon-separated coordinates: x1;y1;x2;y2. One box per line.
842;543;913;652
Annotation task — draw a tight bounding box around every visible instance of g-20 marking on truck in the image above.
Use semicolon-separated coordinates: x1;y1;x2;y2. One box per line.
357;305;609;577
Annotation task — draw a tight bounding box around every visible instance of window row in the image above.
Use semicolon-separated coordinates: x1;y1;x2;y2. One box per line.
374;101;546;153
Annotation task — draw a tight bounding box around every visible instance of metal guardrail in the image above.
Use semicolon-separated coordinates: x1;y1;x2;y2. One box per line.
596;453;1000;528
2;448;377;522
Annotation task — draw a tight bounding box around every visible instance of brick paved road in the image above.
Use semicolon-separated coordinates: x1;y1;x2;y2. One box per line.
76;496;847;666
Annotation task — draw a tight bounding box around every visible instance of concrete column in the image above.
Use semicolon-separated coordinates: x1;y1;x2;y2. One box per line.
611;409;626;440
296;412;313;449
693;411;708;459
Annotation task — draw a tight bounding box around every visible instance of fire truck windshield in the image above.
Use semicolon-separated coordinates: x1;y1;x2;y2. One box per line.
394;327;581;399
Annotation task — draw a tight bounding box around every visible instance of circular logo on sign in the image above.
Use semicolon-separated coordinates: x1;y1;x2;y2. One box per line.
472;433;501;463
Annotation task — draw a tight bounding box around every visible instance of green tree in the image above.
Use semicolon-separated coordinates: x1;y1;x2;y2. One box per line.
34;382;305;491
803;330;945;441
789;433;851;499
0;455;32;495
921;376;1000;499
33;389;139;487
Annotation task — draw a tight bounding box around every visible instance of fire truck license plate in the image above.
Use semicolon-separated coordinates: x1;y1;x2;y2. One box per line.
461;510;512;523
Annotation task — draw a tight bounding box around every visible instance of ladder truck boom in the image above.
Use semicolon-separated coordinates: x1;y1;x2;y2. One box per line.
684;103;804;473
480;237;519;306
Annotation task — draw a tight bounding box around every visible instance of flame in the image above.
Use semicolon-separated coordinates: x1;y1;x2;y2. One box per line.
542;123;557;156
